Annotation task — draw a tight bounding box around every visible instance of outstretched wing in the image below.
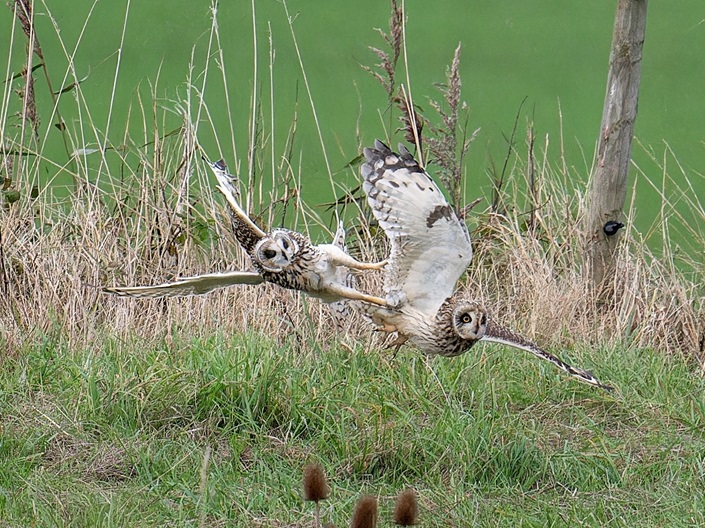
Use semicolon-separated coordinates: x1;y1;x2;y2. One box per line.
103;271;264;298
482;320;614;392
361;140;472;315
206;157;266;253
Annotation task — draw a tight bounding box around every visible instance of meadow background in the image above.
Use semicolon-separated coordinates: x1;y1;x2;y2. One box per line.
1;1;705;526
1;0;704;232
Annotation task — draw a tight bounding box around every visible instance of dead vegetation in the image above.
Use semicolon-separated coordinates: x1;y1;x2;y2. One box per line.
1;0;703;370
0;99;703;368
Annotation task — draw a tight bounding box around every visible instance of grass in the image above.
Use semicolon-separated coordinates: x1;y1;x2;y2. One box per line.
1;333;704;526
2;1;705;526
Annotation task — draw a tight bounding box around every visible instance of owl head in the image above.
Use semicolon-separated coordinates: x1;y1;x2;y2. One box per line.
254;230;299;272
452;301;488;341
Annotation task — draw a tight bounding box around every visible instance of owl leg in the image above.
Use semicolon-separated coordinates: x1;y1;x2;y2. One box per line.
321;245;388;271
324;281;387;307
385;333;408;349
372;321;398;334
378;331;407;360
349;258;388;271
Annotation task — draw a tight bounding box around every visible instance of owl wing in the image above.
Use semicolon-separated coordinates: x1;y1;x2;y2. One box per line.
206;157;266;253
103;271;264;298
482;320;614;392
361;140;473;315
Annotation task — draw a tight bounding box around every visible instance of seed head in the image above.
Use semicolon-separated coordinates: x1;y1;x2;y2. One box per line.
393;489;418;525
303;463;330;503
350;495;378;528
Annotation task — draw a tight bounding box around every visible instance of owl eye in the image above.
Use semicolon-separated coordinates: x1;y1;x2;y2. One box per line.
461;313;472;324
281;238;290;250
263;249;277;259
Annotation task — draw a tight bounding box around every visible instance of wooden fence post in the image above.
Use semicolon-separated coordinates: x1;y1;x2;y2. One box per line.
584;0;648;291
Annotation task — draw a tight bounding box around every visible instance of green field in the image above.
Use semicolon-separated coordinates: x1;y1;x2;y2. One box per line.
2;2;705;526
2;1;704;232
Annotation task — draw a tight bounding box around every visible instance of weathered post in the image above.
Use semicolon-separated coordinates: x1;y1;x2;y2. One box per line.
584;0;648;291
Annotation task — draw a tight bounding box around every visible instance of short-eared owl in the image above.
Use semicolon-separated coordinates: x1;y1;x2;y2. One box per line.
360;140;613;391
103;159;388;306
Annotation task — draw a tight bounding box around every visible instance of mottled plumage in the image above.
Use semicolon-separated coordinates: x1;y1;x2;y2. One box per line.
360;140;613;391
103;159;388;306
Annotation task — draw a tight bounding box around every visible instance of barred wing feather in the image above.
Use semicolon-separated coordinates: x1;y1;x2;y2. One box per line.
361;140;472;315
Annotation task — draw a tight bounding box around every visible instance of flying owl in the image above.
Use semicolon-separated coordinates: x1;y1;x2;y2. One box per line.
359;140;613;392
103;159;388;306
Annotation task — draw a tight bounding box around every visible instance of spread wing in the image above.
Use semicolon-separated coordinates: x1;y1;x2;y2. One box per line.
102;271;264;298
482;320;614;392
205;157;266;253
361;140;473;315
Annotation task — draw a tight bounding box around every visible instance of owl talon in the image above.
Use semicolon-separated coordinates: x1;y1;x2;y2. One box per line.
382;332;408;350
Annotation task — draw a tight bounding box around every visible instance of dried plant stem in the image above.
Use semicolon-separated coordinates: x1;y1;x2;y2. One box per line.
197;445;212;528
398;0;423;166
282;0;334;194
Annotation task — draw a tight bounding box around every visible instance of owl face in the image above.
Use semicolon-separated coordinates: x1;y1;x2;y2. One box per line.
254;230;299;272
452;302;488;341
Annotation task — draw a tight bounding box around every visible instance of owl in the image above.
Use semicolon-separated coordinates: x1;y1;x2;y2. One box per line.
102;159;388;306
360;140;613;392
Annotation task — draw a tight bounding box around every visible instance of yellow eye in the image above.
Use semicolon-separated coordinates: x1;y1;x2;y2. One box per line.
461;314;472;324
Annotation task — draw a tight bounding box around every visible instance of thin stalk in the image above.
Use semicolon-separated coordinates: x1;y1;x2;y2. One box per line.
282;0;334;192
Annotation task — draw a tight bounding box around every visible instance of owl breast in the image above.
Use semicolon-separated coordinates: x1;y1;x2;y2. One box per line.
398;301;480;357
408;326;477;357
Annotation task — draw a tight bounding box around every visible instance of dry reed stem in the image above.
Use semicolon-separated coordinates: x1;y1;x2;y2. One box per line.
362;0;403;99
0;116;703;367
0;1;702;370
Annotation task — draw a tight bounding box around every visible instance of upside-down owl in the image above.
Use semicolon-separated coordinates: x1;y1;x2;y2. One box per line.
359;140;613;392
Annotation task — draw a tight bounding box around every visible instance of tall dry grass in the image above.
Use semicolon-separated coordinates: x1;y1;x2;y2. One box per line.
1;0;703;370
465;147;704;359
